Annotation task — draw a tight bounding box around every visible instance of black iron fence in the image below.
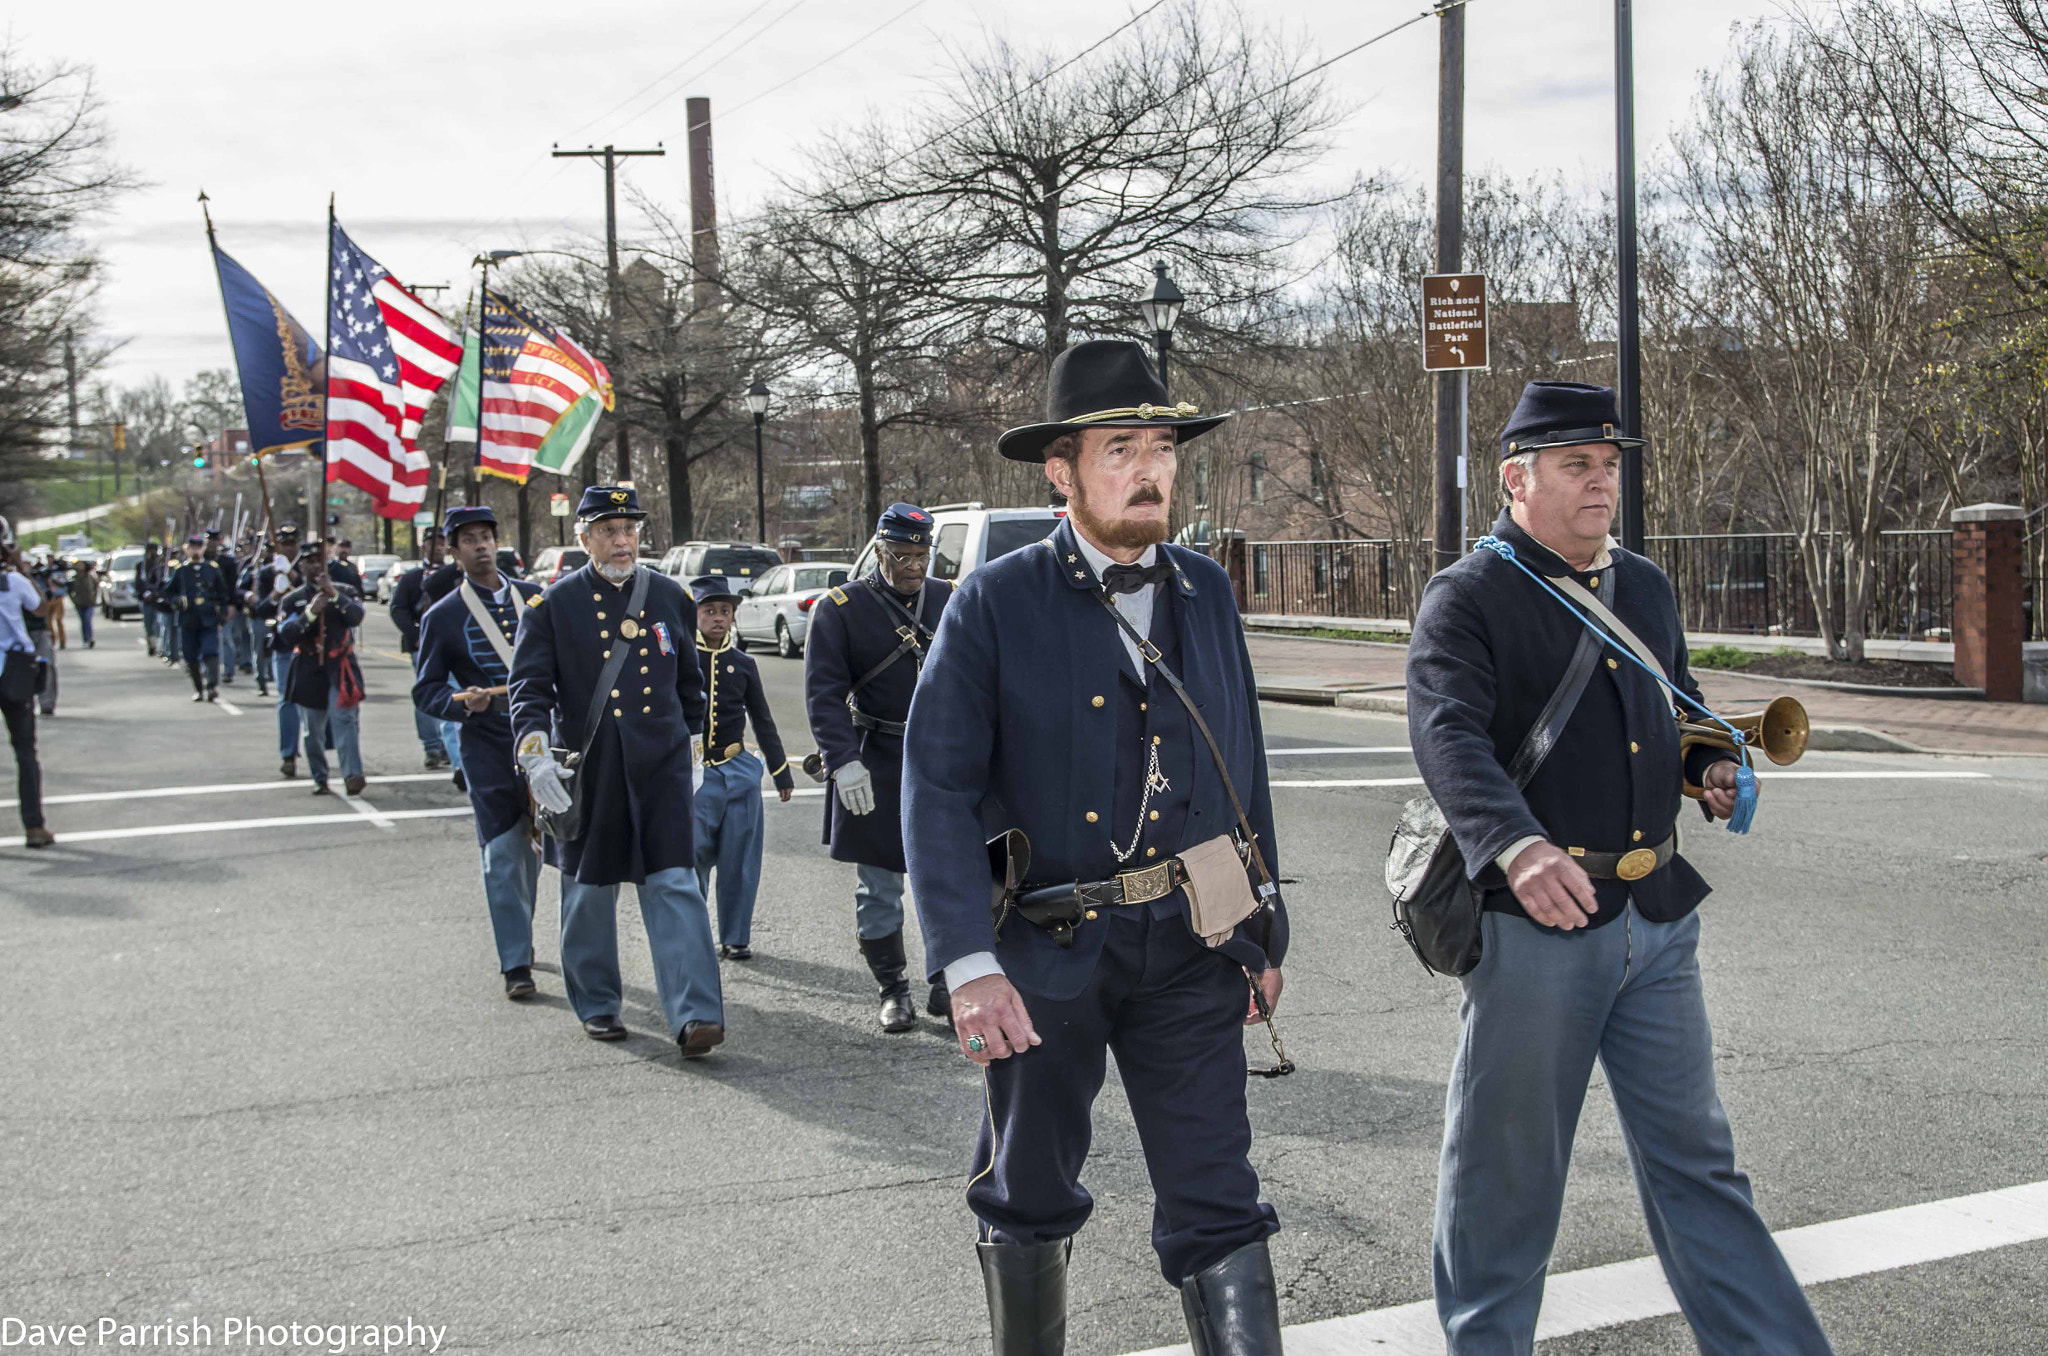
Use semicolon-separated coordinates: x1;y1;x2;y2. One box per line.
1237;529;1957;642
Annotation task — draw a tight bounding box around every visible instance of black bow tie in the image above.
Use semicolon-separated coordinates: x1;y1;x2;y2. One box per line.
1100;560;1173;596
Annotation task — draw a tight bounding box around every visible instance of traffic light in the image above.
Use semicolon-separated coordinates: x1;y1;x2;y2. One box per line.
192;449;207;468
112;423;126;453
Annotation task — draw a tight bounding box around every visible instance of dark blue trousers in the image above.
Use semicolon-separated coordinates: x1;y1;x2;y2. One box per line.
968;900;1278;1284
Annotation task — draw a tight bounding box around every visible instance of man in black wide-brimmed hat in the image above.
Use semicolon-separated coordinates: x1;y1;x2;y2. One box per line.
905;338;1290;1354
1407;381;1831;1353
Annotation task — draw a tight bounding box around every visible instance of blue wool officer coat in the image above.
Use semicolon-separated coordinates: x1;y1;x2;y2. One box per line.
698;637;797;793
903;518;1286;1002
412;574;545;845
804;571;954;873
1407;511;1735;928
509;564;705;887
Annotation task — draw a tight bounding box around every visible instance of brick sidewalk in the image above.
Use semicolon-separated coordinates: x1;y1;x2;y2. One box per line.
1248;633;2048;755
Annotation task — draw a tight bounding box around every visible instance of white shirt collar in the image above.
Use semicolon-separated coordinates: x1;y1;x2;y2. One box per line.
1070;528;1158;585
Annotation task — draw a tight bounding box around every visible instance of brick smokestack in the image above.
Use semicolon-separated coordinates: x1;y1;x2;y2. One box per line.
686;96;720;312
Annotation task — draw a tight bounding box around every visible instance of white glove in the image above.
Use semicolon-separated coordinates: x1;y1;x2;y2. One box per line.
519;749;574;815
834;759;874;816
691;741;705;793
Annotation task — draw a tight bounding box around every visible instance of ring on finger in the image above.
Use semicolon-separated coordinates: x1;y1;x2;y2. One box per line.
965;1034;987;1054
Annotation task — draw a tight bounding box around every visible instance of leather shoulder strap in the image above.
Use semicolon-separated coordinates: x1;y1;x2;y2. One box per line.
1551;571;1674;697
572;567;651;759
1096;593;1273;888
458;579;516;670
1505;568;1615;788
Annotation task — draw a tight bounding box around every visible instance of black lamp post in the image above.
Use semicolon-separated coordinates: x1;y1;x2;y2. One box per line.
745;380;771;543
1137;260;1185;393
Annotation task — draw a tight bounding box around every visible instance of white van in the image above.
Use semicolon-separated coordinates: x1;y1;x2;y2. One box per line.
850;503;1065;584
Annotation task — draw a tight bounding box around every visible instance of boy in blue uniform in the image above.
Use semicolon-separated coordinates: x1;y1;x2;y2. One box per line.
689;576;796;960
413;506;547;1000
510;485;726;1058
165;533;233;702
804;502;954;1033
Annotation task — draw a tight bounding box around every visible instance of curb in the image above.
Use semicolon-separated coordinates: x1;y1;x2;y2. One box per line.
1696;667;1982;700
1805;725;1926;753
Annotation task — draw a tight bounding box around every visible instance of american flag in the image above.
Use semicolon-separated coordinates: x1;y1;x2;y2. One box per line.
476;287;612;483
325;220;464;517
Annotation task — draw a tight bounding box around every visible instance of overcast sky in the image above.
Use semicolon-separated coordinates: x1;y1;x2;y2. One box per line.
25;0;1789;394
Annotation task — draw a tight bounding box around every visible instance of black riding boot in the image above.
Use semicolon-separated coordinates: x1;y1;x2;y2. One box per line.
977;1239;1068;1356
1180;1240;1283;1356
927;975;952;1022
203;654;220;700
186;659;206;699
856;930;917;1033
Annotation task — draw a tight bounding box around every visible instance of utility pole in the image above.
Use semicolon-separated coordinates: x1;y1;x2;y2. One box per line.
552;142;665;487
1433;1;1467;575
63;327;80;462
1614;0;1646;553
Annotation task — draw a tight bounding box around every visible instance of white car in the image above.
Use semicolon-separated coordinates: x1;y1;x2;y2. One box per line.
99;547;146;618
732;561;856;657
376;561;421;604
355;554;403;599
849;503;1066;586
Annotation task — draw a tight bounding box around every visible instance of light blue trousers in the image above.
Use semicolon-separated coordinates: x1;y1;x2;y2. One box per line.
273;650;300;760
854;862;905;940
407;654;445;756
693;751;765;948
1434;905;1832;1355
559;866;722;1037
297;690;363;786
479;822;539;972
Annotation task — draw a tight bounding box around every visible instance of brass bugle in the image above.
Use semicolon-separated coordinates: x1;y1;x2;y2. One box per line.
1679;695;1809;799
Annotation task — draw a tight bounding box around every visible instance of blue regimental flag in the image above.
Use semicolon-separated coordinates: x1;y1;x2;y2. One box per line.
208;231;326;456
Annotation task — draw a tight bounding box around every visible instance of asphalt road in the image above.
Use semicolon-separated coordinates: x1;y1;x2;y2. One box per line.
3;606;2043;1354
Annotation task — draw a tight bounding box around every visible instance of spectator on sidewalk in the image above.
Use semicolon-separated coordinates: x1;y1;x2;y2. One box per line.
0;534;54;847
66;561;97;650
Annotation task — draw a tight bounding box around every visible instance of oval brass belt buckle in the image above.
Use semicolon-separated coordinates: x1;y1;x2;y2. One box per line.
1615;847;1658;881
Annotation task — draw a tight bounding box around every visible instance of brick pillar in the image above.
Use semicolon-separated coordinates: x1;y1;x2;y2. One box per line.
1951;503;2026;701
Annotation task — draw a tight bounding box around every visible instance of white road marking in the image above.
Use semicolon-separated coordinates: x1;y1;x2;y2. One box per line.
1122;1179;2048;1356
214;697;243;716
1267;746;1412;756
341;790;394;830
1269;770;1991;791
1;772;454;809
0;804;476;848
1273;777;1426;789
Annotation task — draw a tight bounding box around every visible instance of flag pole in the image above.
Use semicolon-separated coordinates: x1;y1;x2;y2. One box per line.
201;189;268;538
319;194;335;554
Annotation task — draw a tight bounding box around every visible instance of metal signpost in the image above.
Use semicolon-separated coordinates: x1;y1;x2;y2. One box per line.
1423;272;1490;558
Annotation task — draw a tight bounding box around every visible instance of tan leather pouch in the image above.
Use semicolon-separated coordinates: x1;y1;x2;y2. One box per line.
1179;833;1260;948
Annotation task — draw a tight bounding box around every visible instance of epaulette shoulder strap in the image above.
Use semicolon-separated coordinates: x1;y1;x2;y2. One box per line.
828;586;848;605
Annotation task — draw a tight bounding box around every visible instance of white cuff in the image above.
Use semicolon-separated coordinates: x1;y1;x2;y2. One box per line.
1496;835;1546;875
942;951;1004;991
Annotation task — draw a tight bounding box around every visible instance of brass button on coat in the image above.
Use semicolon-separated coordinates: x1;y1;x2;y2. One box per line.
642;686;652;695
643;706;651;714
597;612;606;620
1632;829;1644;842
1587;575;1599;588
1085;811;1099;823
1607;658;1619;669
1145;847;1157;858
1091;695;1104;708
1085;910;1098;921
610;689;619;698
1149;810;1159;821
612;708;622;717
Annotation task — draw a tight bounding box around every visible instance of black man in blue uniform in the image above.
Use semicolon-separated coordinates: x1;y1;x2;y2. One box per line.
164;533;233;702
803;502;954;1034
413;505;546;1001
689;575;797;960
510;485;726;1058
274;543;367;795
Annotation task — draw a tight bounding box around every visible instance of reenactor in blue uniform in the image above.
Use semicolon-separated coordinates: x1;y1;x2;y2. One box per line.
509;485;727;1058
165;533;233;702
804;502;954;1033
390;529;453;771
688;575;797;961
905;341;1290;1355
413;506;547;1000
275;543;368;796
204;529;243;685
136;542;164;658
1407;381;1832;1354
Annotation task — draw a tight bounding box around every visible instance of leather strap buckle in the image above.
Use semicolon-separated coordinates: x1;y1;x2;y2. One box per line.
1116;860;1177;906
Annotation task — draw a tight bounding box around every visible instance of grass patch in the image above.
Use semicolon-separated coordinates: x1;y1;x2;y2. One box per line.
1257;624;1411;646
1690;643;1756;671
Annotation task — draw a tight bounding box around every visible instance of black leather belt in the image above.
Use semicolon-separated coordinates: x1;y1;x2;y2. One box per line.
1011;859;1189;943
850;708;907;736
1569;832;1676;881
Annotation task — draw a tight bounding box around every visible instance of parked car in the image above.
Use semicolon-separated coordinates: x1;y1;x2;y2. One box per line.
657;541;784;585
99;546;146;618
376;560;421;604
529;546;589;585
496;547;526;580
849;503;1064;585
356;554;403;599
732;561;856;657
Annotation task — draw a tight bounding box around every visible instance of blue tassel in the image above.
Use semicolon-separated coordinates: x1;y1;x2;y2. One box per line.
1726;763;1758;834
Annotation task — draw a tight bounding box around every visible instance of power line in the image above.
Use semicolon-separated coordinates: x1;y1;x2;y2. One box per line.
614;0;816;135
722;0;931;118
563;0;782;142
1249;0;1477;106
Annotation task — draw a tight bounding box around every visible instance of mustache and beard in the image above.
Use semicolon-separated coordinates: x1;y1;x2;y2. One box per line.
1067;477;1169;552
595;558;635;583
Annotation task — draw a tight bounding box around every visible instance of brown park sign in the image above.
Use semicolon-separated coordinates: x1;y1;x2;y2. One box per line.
1422;273;1489;372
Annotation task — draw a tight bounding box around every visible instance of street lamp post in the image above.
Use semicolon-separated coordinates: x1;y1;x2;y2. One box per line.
745;381;771;543
1136;261;1185;394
